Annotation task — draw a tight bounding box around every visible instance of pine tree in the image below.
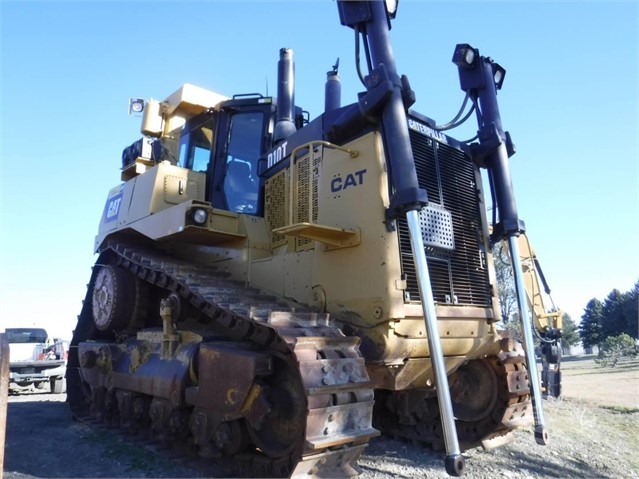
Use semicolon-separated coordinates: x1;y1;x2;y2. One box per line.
601;289;626;338
560;313;580;350
621;281;638;339
579;298;604;347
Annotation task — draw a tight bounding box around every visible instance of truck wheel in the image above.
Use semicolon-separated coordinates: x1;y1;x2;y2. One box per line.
50;378;64;394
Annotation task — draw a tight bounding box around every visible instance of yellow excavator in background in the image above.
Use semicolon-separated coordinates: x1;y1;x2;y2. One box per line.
511;233;563;398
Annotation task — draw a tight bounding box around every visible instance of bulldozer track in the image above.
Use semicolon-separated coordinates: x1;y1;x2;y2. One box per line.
373;342;534;452
67;240;378;478
67;241;534;477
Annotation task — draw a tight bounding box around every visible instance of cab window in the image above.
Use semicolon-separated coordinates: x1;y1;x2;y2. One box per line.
223;111;264;213
178;118;215;172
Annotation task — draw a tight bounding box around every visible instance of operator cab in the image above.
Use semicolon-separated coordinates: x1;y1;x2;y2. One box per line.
178;96;276;214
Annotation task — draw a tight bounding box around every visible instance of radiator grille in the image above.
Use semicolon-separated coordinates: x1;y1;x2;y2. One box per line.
264;148;320;250
265;169;288;247
397;130;491;306
294;152;320;249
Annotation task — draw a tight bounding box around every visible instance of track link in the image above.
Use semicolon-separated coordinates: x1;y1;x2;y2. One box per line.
67;241;378;478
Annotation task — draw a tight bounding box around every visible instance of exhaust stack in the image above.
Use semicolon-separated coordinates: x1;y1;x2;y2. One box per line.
273;48;297;143
325;58;341;112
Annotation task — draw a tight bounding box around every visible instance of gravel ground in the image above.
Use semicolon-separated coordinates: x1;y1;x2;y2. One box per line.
3;387;638;479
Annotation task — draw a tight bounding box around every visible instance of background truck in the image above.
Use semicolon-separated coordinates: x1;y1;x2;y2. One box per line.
5;327;66;394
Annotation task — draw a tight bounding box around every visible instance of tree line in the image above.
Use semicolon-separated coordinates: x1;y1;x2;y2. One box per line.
490;242;636;353
578;281;639;348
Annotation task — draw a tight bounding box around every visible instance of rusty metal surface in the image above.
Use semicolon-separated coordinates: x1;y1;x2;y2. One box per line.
372;340;534;451
79;339;200;407
67;241;533;477
67;242;378;477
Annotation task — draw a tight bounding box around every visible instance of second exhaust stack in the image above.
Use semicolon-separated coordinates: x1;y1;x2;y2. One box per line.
325;58;341;112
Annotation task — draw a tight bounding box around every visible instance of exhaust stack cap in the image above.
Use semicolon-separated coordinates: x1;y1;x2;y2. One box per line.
325;57;341;113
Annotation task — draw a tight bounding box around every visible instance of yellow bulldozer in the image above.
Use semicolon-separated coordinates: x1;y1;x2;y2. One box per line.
67;2;553;477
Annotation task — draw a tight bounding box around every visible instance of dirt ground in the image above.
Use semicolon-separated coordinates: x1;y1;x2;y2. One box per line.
3;356;638;479
558;355;639;409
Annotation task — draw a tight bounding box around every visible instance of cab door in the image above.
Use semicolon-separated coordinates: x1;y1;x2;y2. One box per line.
210;103;273;214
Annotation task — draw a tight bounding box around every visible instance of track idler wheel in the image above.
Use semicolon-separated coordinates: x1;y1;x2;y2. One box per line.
91;264;137;333
450;359;498;423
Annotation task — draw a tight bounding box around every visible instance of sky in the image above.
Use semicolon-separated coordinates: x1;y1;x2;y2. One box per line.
1;0;637;340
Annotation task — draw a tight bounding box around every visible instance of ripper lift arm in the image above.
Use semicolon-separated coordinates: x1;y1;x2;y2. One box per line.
514;233;563;398
337;3;551;473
